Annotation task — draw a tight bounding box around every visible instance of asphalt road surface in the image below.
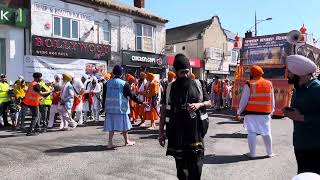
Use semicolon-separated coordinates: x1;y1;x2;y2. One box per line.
0;110;297;180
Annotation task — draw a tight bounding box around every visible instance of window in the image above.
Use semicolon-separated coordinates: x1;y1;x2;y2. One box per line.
101;20;111;42
135;23;155;52
231;50;238;64
53;16;79;39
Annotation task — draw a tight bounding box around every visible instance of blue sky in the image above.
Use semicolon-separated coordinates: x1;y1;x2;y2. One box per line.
118;0;319;39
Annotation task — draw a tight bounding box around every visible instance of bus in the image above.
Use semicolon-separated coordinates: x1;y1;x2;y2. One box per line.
232;33;293;116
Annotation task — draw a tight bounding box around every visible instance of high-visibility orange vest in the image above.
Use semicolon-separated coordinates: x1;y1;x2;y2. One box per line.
244;78;273;114
23;81;42;106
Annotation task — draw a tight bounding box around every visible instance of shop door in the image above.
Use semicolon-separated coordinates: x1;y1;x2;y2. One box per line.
0;39;5;74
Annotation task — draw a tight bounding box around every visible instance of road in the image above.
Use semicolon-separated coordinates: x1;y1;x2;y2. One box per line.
0;110;297;180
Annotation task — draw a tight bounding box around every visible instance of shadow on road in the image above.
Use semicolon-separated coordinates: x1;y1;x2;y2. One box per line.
0;134;25;138
45;145;115;154
140;135;158;139
216;121;242;125
204;154;267;164
210;133;247;139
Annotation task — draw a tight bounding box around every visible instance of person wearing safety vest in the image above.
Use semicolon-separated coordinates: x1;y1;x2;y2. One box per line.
0;74;11;128
22;72;52;136
103;65;143;149
39;80;53;132
236;65;276;159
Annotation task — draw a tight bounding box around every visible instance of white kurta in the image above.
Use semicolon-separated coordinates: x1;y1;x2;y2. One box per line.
237;84;275;135
72;79;84;111
83;83;101;111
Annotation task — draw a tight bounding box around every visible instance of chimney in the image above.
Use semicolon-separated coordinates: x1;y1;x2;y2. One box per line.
134;0;145;8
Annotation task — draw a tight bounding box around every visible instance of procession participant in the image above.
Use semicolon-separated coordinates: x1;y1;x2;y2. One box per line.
282;55;320;174
13;79;28;130
83;76;93;123
213;76;222;110
0;74;10;128
71;77;85;125
143;73;159;130
88;76;102;123
159;54;212;180
101;73;112;112
39;80;53;132
127;74;138;124
54;74;62;86
22;72;51;136
136;72;147;126
236;65;275;159
104;65;143;149
222;79;231;108
48;84;62;129
59;73;77;130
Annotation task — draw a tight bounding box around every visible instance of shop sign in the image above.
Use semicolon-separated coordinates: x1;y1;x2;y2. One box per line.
32;2;92;21
122;50;167;68
0;5;26;27
32;35;111;61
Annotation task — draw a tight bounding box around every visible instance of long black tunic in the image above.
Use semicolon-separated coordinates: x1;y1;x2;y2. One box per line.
166;78;209;159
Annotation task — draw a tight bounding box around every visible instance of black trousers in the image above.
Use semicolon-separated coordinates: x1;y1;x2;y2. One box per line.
174;151;204;180
39;105;50;128
294;148;320;174
27;106;40;133
0;101;10;126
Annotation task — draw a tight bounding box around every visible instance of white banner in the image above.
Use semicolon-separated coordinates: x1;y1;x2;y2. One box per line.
24;55;107;82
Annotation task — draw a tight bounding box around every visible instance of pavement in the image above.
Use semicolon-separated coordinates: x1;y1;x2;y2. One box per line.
0;109;297;180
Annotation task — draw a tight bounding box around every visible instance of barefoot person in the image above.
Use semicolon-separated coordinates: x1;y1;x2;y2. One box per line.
104;65;143;149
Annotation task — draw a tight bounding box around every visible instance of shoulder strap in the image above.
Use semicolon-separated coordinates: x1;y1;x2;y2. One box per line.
72;84;79;95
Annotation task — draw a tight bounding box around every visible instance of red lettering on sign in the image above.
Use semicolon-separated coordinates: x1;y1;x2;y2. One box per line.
89;44;95;52
45;39;53;48
34;37;43;47
79;43;88;52
55;39;62;49
69;41;77;50
62;40;70;49
96;45;103;53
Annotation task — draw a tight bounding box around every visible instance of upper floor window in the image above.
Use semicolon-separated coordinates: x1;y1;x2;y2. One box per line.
53;16;79;39
136;23;155;52
101;20;111;43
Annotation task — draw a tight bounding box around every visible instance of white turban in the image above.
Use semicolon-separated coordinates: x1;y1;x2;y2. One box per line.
287;55;317;76
292;172;320;180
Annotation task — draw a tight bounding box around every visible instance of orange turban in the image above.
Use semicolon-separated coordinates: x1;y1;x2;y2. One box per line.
168;71;176;79
140;72;146;79
190;73;196;80
104;73;111;80
126;74;136;83
250;65;264;77
146;73;155;81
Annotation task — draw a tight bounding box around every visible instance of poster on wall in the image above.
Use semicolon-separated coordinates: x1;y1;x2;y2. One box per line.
24;55;107;82
241;33;290;65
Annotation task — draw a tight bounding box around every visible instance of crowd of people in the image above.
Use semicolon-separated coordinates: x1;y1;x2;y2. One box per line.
1;53;320;179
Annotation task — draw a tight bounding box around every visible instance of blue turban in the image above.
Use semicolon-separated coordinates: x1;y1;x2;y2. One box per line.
113;65;123;76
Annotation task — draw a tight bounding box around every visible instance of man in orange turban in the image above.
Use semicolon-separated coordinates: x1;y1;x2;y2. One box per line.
136;72;147;126
190;73;196;80
168;71;176;82
126;74;138;124
143;73;159;129
104;73;111;81
236;64;275;159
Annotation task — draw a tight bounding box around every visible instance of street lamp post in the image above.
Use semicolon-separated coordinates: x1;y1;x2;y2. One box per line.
250;11;272;36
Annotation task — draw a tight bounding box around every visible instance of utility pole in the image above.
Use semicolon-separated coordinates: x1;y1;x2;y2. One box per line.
255;11;257;36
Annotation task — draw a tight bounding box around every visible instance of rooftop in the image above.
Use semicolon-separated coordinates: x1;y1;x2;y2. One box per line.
78;0;168;23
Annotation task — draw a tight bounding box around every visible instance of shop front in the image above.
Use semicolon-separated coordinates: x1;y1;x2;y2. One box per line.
27;35;111;82
167;55;204;79
0;4;26;80
122;50;167;80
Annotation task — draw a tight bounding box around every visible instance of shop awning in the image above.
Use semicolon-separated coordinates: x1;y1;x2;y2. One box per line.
168;55;204;68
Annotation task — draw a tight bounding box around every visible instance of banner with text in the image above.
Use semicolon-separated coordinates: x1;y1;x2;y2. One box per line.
24;55;107;82
241;33;290;65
